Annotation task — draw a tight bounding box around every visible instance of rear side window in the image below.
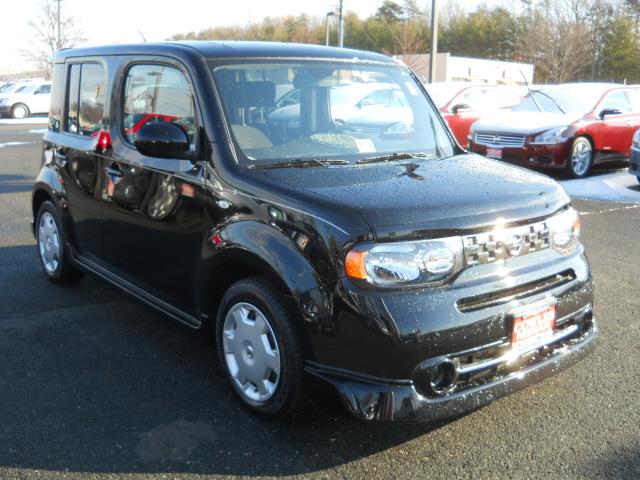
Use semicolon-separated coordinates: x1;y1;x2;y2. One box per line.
49;64;64;132
122;64;196;145
65;63;106;135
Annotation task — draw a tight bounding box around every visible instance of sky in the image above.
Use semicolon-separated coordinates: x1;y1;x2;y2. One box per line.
0;0;505;74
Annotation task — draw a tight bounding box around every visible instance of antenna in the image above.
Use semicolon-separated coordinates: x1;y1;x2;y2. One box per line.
520;69;541;112
138;30;147;43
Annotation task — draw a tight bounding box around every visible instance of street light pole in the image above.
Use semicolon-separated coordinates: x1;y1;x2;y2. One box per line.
338;0;344;48
429;0;438;83
325;12;335;46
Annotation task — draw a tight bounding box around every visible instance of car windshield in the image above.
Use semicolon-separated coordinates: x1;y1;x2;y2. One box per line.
15;85;36;94
210;60;455;166
424;82;468;108
513;85;608;115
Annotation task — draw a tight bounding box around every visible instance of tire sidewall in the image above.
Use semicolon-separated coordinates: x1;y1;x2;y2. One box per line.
36;201;67;281
215;279;301;416
568;137;593;178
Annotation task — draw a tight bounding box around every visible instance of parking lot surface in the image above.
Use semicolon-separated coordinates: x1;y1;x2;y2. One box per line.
0;121;639;479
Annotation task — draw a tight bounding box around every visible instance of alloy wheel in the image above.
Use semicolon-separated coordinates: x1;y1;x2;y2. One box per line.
571;140;592;177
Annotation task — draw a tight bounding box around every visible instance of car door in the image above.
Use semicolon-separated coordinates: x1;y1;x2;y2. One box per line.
595;89;637;155
99;61;206;314
31;83;51;114
50;62;107;259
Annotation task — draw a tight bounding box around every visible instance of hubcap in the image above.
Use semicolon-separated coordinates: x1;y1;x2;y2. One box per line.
38;212;61;273
222;302;281;403
571;141;591;176
14;106;27;119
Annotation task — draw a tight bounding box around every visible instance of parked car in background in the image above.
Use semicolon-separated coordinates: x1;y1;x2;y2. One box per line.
469;83;640;178
630;128;640;183
0;80;51;119
32;41;596;422
425;82;523;146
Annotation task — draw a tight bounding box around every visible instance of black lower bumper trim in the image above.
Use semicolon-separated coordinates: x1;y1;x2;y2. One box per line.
306;320;597;422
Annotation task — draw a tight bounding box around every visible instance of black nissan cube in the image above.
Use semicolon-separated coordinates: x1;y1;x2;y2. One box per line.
32;41;596;421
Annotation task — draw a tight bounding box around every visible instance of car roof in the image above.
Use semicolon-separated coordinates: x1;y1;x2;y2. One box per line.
54;41;395;64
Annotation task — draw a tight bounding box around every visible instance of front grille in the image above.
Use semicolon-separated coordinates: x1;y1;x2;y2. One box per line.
475;132;525;148
463;219;550;267
457;270;576;313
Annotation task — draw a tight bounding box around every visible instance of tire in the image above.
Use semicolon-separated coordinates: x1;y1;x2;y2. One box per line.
10;103;30;119
566;136;593;178
35;201;82;284
215;277;305;418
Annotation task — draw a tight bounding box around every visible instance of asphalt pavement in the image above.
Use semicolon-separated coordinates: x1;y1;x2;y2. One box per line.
0;120;638;479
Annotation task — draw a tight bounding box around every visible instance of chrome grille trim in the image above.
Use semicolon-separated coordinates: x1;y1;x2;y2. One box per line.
475;132;525;148
463;220;550;266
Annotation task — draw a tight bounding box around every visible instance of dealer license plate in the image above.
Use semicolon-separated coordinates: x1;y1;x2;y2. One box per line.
486;148;502;159
511;303;556;353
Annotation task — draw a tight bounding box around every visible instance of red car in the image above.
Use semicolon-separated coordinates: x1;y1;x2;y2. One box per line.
425;82;523;146
469;83;640;178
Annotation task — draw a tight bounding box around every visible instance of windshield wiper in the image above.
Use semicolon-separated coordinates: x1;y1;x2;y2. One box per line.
250;158;349;169
356;152;432;165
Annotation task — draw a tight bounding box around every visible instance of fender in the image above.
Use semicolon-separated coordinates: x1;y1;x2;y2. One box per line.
195;219;336;347
31;164;70;235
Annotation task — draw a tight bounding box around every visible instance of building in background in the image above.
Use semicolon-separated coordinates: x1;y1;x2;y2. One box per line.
396;53;535;86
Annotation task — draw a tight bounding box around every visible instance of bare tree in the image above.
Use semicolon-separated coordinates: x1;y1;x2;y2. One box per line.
22;0;84;77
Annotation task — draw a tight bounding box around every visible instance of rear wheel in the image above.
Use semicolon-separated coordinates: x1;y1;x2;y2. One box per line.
10;103;29;119
215;277;304;418
35;201;82;284
566;137;593;178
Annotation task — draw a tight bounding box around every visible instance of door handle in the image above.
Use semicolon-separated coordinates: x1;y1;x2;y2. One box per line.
105;166;123;178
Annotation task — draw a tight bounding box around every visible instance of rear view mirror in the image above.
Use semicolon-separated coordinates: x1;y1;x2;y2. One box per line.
599;108;622;119
451;103;472;114
134;122;190;158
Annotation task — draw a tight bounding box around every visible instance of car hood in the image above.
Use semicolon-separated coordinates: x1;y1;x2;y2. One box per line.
473;111;580;135
261;154;569;239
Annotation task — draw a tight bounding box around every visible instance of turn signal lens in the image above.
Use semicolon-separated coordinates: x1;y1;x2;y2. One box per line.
345;250;368;280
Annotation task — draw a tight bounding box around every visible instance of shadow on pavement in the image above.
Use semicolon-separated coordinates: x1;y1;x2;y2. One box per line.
0;174;33;194
0;244;459;476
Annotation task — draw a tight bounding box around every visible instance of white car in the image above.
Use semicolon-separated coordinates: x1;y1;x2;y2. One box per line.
0;81;51;119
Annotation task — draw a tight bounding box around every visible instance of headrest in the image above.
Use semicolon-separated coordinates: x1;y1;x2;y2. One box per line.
229;81;276;108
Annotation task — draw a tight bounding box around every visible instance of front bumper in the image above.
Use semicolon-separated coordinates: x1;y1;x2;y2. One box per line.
469;138;571;169
307;315;596;421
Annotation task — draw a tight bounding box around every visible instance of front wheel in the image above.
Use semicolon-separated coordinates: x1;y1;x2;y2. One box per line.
215;277;305;418
566;137;593;178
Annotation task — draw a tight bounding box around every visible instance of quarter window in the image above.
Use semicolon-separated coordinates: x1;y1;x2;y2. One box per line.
122;64;196;145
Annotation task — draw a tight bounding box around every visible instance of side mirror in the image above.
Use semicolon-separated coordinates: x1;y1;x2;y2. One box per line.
134;121;190;158
599;108;622;119
451;103;472;114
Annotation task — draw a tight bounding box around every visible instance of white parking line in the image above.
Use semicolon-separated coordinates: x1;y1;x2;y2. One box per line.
0;118;48;125
579;204;640;216
0;141;35;148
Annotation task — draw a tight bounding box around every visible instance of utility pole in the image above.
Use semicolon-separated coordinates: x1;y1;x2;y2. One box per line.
338;0;344;48
56;0;61;50
429;0;438;83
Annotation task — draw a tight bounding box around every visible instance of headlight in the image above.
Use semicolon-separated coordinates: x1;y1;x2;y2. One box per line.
345;237;463;287
632;129;640;149
531;126;570;145
548;208;581;255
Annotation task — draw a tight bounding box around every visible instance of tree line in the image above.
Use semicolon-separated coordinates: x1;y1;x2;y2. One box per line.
170;0;640;84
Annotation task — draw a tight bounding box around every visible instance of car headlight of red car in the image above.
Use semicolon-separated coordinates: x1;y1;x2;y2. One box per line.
531;126;571;145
